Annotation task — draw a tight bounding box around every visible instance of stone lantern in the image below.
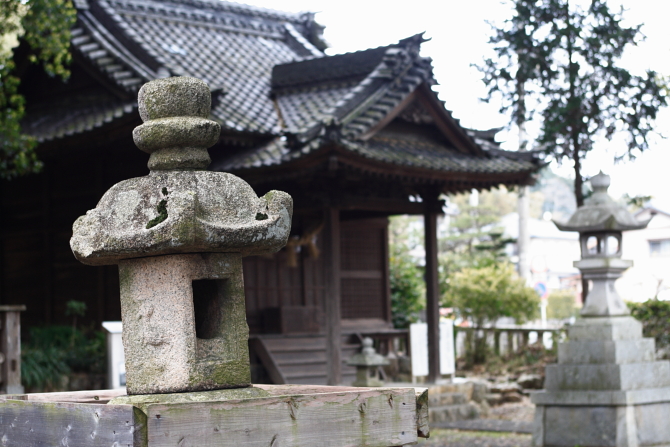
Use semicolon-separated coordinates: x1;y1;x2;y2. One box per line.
70;77;293;395
531;172;670;447
553;171;650;316
347;337;390;387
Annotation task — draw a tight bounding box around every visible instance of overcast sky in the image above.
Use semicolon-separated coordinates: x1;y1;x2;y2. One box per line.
241;0;670;206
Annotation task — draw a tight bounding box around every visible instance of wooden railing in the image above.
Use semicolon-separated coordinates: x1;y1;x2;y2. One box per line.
454;326;565;358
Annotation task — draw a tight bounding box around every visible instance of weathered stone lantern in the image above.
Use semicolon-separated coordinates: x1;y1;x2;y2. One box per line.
348;337;390;387
70;77;293;395
553;171;649;316
531;172;670;447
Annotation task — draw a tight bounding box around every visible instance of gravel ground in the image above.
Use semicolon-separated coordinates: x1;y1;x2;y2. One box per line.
418;429;531;447
420;396;536;446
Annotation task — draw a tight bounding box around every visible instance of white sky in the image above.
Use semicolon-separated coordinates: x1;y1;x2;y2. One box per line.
241;0;670;206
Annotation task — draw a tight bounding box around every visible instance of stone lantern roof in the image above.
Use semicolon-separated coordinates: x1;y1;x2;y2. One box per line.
553;172;649;233
70;77;293;266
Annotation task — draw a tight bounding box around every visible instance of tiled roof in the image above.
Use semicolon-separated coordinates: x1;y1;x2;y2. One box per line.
24;100;136;143
218;133;540;177
272;35;436;140
24;0;543;182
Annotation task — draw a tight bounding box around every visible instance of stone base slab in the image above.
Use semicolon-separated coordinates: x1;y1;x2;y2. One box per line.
545;361;670;391
558;339;656;364
568;317;642;341
531;388;670;406
532;402;670;447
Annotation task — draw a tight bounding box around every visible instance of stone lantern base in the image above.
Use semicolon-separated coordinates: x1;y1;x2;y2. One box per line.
531;317;670;447
119;253;250;395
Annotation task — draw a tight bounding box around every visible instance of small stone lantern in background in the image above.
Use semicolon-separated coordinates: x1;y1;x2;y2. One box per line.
553;171;649;316
348;337;390;387
70;77;293;395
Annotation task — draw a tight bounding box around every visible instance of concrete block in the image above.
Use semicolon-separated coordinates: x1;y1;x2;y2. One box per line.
428;403;480;422
535;403;670;446
543;406;618;446
636;402;670;445
568;317;642;341
545;361;670;391
531;387;670;406
558;339;656;364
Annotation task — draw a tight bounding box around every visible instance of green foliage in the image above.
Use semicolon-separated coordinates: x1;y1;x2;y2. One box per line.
0;0;75;179
21;325;106;392
65;299;86;318
440;190;517;279
389;253;424;329
479;0;668;206
388;216;424;329
444;262;539;326
629;300;670;357
546;289;579;320
444;263;539;364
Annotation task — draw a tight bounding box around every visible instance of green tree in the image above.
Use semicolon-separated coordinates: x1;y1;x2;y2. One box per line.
388;216;424;328
479;0;667;207
546;289;579;320
443;262;539;364
0;0;75;179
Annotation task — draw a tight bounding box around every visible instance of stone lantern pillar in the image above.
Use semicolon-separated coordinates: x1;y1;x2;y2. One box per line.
70;77;293;395
531;172;670;447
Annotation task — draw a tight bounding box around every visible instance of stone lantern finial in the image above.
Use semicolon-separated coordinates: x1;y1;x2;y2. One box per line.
134;77;220;171
70;77;293;395
553;172;649;316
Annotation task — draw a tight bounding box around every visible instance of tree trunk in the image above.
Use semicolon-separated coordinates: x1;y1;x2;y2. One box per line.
516;81;531;283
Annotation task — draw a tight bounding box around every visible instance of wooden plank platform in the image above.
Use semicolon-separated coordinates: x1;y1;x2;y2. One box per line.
0;385;429;446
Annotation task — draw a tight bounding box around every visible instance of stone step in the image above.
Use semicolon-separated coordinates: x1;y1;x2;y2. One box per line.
558;338;656;364
545;361;670;391
427;392;469;406
428;403;481;423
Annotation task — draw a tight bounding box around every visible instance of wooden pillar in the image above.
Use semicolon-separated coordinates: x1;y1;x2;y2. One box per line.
323;207;341;385
0;305;25;394
423;196;441;383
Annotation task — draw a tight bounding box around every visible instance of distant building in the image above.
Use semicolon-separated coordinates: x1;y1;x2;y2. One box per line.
500;213;580;293
618;206;670;301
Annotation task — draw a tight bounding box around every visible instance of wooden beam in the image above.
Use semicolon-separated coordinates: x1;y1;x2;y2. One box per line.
1;308;25;394
423;194;441;383
0;385;429;445
143;387;418;447
0;399;146;447
323;207;342;385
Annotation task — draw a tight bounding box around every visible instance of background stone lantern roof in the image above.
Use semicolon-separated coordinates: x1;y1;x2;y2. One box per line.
553;171;650;233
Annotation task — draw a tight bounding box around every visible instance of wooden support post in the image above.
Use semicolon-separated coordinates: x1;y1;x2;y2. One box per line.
324;207;342;385
423;196;440;383
0;305;26;394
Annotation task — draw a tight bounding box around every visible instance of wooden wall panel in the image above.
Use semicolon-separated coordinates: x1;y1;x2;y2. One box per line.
340;218;390;324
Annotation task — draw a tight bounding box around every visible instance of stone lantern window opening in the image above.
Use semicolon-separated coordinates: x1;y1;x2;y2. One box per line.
580;231;621;258
192;278;227;340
